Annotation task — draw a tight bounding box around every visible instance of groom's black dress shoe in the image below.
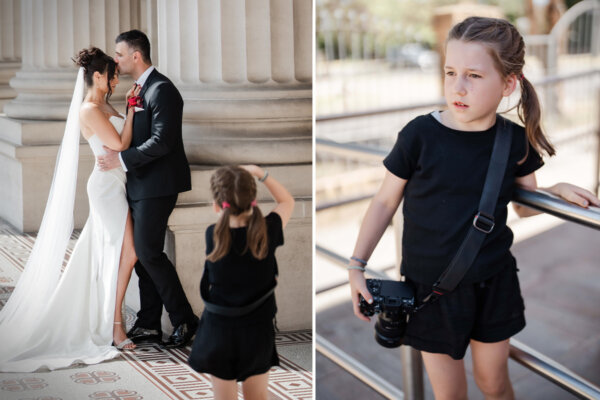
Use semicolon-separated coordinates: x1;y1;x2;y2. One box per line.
126;326;162;344
160;319;198;349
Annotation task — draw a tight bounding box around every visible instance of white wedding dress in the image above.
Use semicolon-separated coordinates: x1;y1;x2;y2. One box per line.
0;114;128;372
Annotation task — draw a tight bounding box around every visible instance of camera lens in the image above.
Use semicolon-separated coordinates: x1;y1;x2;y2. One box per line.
374;310;407;348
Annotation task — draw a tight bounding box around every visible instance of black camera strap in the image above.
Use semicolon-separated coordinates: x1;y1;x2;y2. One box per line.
202;285;277;317
200;269;278;317
419;116;513;308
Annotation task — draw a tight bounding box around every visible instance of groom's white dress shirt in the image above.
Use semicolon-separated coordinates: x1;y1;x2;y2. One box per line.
135;65;155;87
119;66;156;171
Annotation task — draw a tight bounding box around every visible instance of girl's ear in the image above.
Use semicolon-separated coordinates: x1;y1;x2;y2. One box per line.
502;73;518;97
213;201;221;214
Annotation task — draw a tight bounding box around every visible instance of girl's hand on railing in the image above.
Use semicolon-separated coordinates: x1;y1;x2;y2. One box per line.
545;183;600;208
349;270;373;322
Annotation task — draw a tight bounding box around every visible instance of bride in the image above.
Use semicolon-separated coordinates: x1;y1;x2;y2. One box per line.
0;47;139;372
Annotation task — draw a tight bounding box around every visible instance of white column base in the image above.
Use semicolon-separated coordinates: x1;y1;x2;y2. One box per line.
0;62;19;112
180;85;312;164
0;116;93;231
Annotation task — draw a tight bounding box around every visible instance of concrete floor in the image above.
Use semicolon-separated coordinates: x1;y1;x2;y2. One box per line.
0;218;313;400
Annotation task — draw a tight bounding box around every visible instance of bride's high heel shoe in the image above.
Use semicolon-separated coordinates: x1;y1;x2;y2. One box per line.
113;321;136;350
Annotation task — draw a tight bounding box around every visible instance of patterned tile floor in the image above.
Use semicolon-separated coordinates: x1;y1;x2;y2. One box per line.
0;219;313;400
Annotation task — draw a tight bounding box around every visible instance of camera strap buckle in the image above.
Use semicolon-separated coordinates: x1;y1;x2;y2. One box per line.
417;285;446;311
473;211;495;233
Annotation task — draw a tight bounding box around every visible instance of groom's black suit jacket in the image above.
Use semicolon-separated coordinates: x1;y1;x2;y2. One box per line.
121;69;191;200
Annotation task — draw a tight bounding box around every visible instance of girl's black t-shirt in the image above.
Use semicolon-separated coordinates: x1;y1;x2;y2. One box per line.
200;212;284;327
383;113;544;286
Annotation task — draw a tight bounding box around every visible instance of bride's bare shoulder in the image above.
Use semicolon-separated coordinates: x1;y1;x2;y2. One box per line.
79;102;104;122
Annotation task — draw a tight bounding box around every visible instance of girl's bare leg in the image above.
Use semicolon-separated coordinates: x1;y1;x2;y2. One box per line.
211;375;238;400
421;351;468;400
471;339;514;400
242;372;269;400
113;210;137;349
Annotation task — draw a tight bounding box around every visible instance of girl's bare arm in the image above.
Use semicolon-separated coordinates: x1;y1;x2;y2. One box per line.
241;165;295;229
349;171;407;321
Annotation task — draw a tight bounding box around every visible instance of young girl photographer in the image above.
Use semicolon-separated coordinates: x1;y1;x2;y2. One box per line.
348;16;599;399
188;165;294;400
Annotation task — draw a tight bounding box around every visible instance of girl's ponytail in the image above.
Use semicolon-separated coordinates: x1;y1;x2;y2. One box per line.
246;204;268;260
208;166;268;262
518;76;555;156
207;208;232;262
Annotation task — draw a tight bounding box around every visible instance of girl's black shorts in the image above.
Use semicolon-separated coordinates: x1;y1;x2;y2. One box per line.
188;312;280;382
403;256;526;360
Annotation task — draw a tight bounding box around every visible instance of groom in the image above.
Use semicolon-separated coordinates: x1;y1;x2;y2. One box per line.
97;29;197;348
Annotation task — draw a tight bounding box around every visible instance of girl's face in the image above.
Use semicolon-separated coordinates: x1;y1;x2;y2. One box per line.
443;40;516;131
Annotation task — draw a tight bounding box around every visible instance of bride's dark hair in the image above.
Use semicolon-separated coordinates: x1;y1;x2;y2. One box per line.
73;47;117;100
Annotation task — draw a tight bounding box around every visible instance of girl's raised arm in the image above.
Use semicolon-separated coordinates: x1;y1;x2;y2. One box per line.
241;165;295;229
349;170;407;322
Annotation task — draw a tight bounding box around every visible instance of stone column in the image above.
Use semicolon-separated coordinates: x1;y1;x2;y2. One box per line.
0;0;21;111
154;0;312;165
0;0;140;231
154;0;313;331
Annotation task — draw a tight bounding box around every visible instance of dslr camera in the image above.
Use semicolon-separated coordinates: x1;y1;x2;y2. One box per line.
359;279;415;348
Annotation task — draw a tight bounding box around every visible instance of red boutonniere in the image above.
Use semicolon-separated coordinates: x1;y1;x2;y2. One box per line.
128;96;143;108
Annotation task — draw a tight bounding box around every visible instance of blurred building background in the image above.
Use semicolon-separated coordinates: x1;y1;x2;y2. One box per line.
315;0;600;398
0;0;312;334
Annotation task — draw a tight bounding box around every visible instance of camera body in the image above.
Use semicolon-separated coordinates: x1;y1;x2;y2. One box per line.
359;279;415;348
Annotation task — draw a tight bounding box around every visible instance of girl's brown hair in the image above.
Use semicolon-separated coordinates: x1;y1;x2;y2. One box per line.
207;166;268;262
447;16;555;156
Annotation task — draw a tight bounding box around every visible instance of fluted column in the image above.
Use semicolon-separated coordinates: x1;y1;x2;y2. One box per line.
154;0;313;331
153;0;312;165
0;0;141;232
4;0;140;120
0;0;21;111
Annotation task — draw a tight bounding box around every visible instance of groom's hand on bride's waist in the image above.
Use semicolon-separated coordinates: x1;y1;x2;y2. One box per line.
97;147;121;171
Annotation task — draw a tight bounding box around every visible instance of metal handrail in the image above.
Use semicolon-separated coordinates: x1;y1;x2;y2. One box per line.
316;99;445;122
316;188;600;229
316;335;405;399
317;137;386;159
510;340;600;399
513;188;600;230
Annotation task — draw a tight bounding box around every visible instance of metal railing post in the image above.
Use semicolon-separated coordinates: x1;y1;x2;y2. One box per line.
317;335;406;399
596;88;600;196
392;204;425;400
400;346;424;400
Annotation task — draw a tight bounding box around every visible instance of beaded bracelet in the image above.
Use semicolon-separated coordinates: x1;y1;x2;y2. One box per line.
350;256;368;266
347;265;366;272
259;171;269;182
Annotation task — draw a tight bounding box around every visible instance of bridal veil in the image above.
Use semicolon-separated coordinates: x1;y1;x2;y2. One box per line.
0;67;84;328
